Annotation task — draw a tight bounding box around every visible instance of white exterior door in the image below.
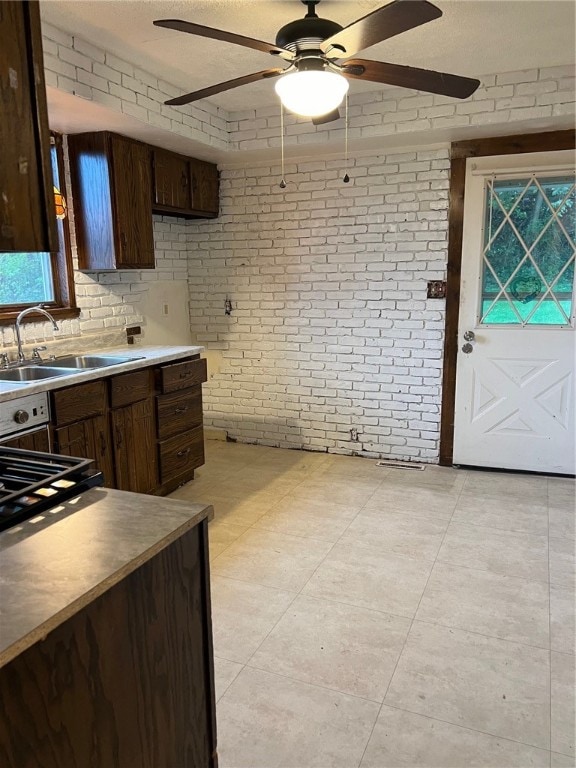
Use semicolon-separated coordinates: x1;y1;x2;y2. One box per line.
453;151;576;474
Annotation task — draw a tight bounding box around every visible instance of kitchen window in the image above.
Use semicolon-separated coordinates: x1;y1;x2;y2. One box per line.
0;133;78;324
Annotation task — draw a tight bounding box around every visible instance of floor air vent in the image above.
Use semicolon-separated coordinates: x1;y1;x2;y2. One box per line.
376;461;425;471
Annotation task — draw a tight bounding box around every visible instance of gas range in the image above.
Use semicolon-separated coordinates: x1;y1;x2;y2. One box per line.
0;447;103;532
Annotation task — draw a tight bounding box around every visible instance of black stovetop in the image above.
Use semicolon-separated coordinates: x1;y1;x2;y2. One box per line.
0;447;103;532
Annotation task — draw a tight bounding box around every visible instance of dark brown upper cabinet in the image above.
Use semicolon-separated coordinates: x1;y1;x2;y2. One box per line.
152;148;219;219
153;149;191;211
190;158;219;217
68;132;155;270
0;1;58;253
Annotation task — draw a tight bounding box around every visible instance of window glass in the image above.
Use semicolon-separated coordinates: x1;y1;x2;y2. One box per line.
480;175;576;326
0;145;59;309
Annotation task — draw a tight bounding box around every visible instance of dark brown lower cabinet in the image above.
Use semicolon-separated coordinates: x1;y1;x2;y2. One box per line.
1;429;50;452
111;398;158;493
0;520;217;768
53;414;114;487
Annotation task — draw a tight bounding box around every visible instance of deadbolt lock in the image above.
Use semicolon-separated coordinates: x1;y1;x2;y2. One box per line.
462;342;474;354
463;330;475;342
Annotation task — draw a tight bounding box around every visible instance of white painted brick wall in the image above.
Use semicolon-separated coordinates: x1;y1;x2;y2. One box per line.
187;149;450;461
41;23;229;151
4;22;573;462
226;66;575;153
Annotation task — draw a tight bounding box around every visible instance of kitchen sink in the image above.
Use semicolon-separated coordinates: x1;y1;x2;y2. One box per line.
0;366;79;382
43;355;143;369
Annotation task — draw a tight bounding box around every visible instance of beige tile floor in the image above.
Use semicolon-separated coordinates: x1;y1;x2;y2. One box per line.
170;441;576;768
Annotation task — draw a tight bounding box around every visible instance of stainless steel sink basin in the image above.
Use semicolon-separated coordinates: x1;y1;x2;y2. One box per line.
0;366;79;382
44;355;143;369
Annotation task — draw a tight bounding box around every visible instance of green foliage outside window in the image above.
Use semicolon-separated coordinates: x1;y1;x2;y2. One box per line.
0;253;54;306
481;176;575;325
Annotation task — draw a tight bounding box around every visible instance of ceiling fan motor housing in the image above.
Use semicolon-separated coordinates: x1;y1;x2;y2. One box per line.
275;15;343;55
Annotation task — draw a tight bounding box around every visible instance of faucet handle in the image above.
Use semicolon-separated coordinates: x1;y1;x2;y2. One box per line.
0;352;9;368
32;346;47;361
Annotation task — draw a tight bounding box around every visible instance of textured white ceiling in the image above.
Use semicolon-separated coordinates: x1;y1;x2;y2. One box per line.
42;0;576;113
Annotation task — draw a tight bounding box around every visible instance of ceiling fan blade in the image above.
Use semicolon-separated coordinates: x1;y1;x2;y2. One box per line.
153;19;294;61
321;0;442;59
312;109;341;126
342;59;481;99
165;69;286;106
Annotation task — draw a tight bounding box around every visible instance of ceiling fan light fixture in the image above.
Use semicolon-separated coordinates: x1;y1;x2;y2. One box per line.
274;70;349;118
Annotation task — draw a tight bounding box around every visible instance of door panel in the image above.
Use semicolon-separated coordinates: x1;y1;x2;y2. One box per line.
54;415;114;486
453;151;575;474
112;400;158;494
111;135;155;268
153;149;191;210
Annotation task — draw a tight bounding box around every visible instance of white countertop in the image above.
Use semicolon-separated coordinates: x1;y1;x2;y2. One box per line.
0;345;203;403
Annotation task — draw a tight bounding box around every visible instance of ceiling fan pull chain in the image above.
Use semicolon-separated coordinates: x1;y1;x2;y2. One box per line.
343;93;350;183
279;101;287;189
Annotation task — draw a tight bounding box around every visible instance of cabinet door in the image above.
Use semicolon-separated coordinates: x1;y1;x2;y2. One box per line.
54;415;114;487
189;159;219;215
153;150;191;210
112;399;158;494
0;1;57;252
110;135;155;268
2;428;50;452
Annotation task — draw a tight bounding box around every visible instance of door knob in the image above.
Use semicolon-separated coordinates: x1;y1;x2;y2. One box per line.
463;330;475;341
462;342;474;354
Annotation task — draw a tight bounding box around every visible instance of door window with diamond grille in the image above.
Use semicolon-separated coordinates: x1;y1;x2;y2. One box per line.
480;174;575;325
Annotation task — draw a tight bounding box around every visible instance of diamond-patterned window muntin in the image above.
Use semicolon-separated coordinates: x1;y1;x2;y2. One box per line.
480;174;576;326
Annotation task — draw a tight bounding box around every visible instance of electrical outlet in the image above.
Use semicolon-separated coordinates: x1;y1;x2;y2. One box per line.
350;428;359;441
163;304;169;316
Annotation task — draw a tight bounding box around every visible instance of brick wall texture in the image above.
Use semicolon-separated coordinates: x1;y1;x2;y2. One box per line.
188;150;451;459
1;23;573;461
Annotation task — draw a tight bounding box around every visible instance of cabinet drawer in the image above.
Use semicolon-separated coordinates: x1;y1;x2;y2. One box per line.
110;368;153;408
51;380;107;426
159;426;204;483
157;388;202;441
159;358;207;394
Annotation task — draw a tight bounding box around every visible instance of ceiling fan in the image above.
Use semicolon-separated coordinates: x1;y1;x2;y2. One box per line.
153;0;480;124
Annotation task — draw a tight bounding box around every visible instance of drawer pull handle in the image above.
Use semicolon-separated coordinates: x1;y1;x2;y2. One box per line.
177;448;191;458
179;371;191;379
175;406;189;414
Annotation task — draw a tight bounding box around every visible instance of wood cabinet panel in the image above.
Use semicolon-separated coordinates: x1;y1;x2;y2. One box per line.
151;149;218;219
189;158;219;216
110;134;155;268
68;132;155;270
51;380;108;426
159;426;204;485
152;149;191;210
0;523;217;768
53;414;114;487
160;358;208;394
112;398;158;494
110;368;154;409
0;1;57;253
157;387;203;441
1;428;50;452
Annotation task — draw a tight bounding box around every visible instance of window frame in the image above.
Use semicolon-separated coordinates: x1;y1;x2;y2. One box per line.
0;131;79;325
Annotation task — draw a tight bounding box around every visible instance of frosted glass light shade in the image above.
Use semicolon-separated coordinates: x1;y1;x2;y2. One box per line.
275;70;349;118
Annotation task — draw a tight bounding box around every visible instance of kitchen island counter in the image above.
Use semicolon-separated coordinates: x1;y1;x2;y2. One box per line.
0;486;212;666
0;487;217;767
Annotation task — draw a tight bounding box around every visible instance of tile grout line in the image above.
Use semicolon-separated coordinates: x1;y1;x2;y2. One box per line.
547;475;553;759
215;459;356;672
213;464;403;690
357;469;468;768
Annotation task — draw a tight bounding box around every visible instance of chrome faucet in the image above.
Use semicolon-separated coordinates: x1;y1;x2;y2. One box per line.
14;305;59;364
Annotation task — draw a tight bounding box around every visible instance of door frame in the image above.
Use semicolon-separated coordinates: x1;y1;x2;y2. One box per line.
439;128;576;466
